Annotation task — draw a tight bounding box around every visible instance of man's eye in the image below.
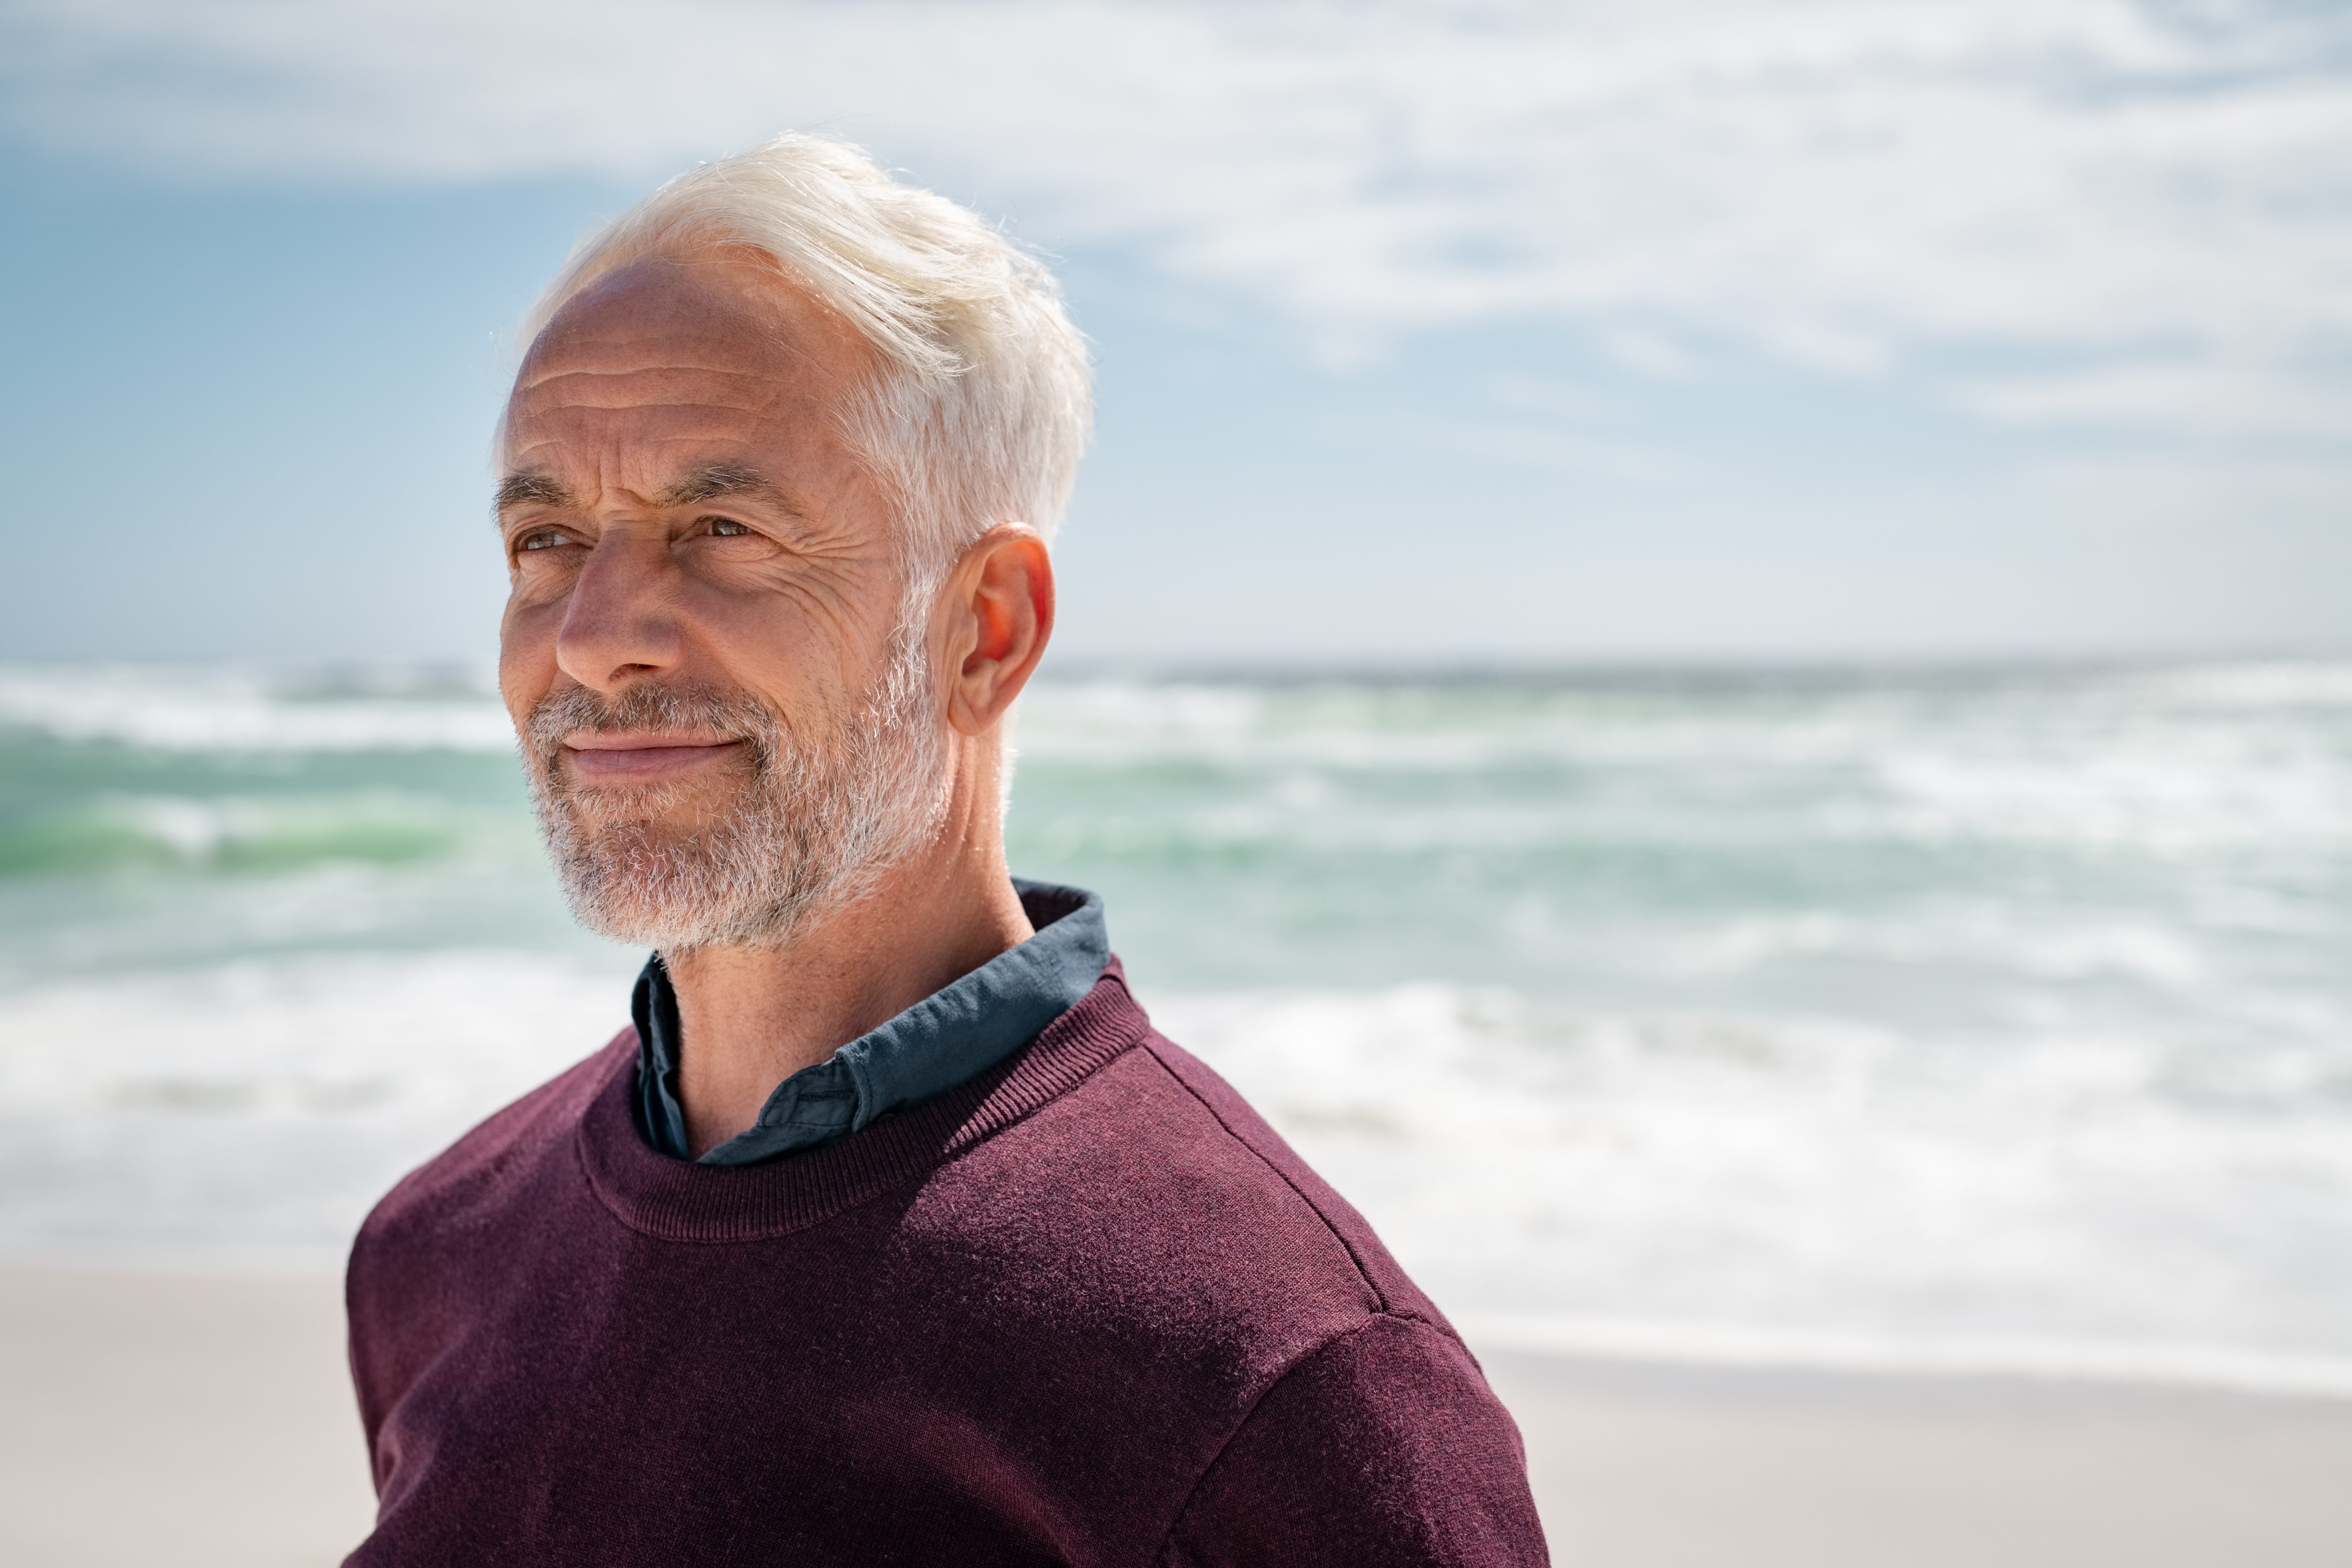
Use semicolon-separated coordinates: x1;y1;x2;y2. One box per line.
518;531;571;552
705;518;752;537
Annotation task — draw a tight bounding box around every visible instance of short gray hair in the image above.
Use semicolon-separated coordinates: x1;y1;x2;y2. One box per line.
519;134;1092;590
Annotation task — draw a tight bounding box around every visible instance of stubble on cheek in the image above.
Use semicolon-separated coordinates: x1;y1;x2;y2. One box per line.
531;749;807;948
514;622;948;952
522;680;782;843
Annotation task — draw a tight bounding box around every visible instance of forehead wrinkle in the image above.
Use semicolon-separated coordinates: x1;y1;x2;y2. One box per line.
512;350;790;383
511;395;782;430
511;368;797;415
515;319;844;383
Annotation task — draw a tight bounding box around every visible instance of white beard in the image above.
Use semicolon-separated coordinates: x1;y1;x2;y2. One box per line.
521;625;947;953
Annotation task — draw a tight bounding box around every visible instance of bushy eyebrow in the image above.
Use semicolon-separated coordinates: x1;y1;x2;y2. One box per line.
491;464;799;520
657;463;797;514
494;472;574;513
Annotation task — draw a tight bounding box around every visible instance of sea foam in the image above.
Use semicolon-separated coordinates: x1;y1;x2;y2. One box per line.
3;659;2349;1394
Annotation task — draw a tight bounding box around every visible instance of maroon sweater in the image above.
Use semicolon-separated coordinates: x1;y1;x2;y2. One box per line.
345;963;1547;1566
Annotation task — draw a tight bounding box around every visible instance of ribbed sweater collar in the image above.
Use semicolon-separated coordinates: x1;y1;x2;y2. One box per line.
632;880;1109;1165
577;959;1149;1243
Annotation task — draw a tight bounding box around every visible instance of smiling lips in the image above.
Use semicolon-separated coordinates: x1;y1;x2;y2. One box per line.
562;732;748;782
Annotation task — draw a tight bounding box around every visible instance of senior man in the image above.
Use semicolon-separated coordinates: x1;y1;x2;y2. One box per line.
344;135;1545;1566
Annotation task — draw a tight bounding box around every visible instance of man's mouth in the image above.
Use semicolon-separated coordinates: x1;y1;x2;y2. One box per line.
560;732;750;782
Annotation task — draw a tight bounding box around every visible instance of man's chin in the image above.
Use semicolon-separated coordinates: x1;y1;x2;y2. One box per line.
556;785;744;841
562;865;766;948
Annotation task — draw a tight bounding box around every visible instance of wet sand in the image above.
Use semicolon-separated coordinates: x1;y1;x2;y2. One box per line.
0;1266;376;1568
1480;1350;2352;1567
3;1265;2349;1566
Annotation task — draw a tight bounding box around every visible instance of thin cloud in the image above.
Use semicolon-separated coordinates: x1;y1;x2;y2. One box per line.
6;0;2350;438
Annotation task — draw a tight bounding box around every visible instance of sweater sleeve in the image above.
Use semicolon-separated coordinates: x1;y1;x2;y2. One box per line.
1158;1313;1550;1567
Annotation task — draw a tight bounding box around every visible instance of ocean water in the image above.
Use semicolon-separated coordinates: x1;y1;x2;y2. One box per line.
3;661;2349;1393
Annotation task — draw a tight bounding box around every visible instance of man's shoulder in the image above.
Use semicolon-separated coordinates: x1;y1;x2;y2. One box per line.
357;1030;628;1251
910;1003;1456;1363
1155;1027;1451;1328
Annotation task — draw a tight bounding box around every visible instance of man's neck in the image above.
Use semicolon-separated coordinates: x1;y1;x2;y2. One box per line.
661;812;1033;1159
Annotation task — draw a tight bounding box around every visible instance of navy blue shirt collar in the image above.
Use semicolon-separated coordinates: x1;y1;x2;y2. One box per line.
631;879;1108;1165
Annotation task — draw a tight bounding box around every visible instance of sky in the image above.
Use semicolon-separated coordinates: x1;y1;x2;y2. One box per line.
2;0;2347;667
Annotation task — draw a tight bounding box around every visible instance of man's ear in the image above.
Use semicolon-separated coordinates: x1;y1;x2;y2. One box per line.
944;525;1054;736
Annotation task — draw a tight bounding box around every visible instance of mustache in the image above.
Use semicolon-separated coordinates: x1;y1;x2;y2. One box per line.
525;682;784;771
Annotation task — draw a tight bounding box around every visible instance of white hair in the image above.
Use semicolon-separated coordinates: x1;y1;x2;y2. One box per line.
519;133;1093;594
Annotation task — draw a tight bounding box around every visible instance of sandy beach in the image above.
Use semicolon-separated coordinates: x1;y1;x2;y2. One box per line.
3;1266;2349;1566
1483;1350;2352;1567
0;1266;376;1568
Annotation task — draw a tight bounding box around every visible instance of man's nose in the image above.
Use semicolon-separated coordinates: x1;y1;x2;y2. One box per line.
554;533;685;693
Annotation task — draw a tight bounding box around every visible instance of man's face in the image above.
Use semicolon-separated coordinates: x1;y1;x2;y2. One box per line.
496;251;943;948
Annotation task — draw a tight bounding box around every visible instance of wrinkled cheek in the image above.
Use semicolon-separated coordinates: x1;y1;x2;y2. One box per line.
498;605;564;718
